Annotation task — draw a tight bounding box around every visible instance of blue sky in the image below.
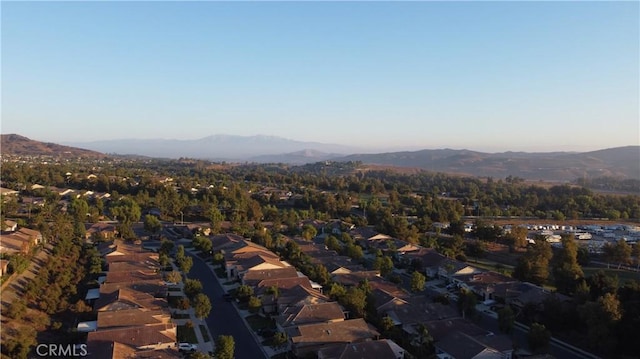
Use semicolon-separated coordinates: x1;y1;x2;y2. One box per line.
2;1;638;152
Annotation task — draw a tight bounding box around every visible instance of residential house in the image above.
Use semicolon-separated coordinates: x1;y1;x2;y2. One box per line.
378;296;458;337
242;267;301;287
496;282;571;313
276;301;345;330
317;339;405;359
455;272;517;302
434;331;513;359
96;309;171;330
438;259;482;283
86;323;176;351
2;220;18;233
262;284;329;315
285;318;380;357
0;227;42;254
94;286;167;312
403;248;447;278
86;222;119;241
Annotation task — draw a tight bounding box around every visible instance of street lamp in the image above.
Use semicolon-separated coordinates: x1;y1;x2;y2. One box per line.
180;211;184;225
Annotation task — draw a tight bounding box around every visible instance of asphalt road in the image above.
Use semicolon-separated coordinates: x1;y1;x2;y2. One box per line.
188;253;267;359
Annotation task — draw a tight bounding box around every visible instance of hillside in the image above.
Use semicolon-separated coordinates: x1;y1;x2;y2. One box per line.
0;134;105;158
334;146;640;181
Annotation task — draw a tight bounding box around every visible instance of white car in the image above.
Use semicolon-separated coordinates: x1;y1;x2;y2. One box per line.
178;343;197;352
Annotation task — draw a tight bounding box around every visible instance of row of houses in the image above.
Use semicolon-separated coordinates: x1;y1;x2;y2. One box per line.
210;233;404;359
80;241;180;359
291;220;576;358
0;222;43;256
297;235;519;359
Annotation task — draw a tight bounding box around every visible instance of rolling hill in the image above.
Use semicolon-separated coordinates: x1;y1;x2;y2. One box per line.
0;134;105;158
333;146;640;181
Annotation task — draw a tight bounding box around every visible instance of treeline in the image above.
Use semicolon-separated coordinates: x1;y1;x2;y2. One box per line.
575;176;640;194
2;213;98;358
3;161;639;227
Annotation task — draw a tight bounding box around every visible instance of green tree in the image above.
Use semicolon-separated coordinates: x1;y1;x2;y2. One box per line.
528;323;551;354
411;323;434;357
458;287;477;319
410;271;426;293
143;214;162;236
613;239;632;269
324;235;341;252
301;224;318;240
159;253;170;269
159;238;175;256
497;306;515;334
214;335;235;359
248;296;262;313
578;293;623;353
236;285;254;302
380;316;396;334
183;278;203;299
271;332;289;350
513;240;552;285
552;234;584;295
207;205;225;234
505;226;528;249
166;271;182;284
193;293;212;319
178;255;193;275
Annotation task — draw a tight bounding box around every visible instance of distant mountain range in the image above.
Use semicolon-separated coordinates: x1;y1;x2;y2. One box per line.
65;135;360;161
2;134;639;181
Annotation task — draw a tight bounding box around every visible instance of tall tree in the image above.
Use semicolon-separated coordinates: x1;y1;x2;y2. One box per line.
193;293;212;319
578;293;623;353
552;234;584;295
497;306;515;334
528;323;551;354
410;271;426;293
513;240;552;285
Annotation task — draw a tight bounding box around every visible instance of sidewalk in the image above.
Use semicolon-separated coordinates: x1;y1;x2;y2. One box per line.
168;250;215;355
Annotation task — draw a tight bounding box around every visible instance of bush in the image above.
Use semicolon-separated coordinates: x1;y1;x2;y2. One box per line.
248;296;262;313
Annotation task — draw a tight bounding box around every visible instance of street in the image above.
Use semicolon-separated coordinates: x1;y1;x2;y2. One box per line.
187;252;267;359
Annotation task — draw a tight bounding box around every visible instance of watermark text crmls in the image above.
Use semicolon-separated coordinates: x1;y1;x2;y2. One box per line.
36;344;87;357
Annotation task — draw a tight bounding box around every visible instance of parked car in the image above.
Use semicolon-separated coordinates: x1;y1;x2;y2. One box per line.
222;293;233;302
178;343;198;352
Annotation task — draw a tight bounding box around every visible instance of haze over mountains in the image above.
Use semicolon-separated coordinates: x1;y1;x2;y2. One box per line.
2;134;639;182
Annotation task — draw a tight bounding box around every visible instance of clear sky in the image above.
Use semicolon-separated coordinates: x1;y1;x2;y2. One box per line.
2;1;638;152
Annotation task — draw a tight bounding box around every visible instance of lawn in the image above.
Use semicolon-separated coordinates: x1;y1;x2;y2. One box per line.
467;258;515;275
214;267;226;279
583;267;640;285
199;324;211;342
177;323;198;344
245;314;273;331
